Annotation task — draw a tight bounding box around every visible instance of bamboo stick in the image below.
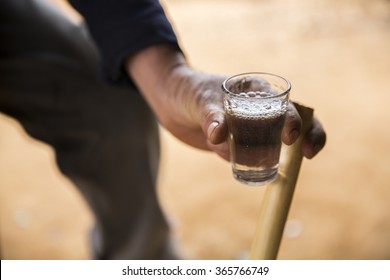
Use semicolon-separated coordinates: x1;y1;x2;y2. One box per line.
249;103;314;260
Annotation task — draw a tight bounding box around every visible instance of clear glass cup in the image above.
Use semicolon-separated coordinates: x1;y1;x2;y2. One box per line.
222;72;291;186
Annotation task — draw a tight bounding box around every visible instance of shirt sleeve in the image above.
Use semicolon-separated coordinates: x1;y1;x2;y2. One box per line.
69;0;181;85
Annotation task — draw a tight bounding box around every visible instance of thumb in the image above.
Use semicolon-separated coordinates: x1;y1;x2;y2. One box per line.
203;108;228;145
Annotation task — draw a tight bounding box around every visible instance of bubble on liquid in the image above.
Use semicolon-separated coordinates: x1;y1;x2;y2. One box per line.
263;104;272;110
259;91;272;98
227;97;287;120
226;89;289;120
247;91;256;97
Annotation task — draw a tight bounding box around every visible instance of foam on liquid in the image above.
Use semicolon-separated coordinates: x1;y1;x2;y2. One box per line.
225;91;288;120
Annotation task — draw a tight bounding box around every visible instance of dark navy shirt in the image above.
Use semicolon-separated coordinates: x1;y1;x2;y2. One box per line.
69;0;180;85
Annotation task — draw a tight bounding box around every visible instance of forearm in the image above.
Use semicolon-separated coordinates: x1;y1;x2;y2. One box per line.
125;44;197;128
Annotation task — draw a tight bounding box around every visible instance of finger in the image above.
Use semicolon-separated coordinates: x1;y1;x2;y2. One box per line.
302;116;327;159
282;103;302;145
202;106;228;145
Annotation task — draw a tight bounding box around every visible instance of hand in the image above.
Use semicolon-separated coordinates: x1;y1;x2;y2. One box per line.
126;44;326;161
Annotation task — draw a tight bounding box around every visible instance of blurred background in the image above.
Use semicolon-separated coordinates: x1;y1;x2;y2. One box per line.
0;0;389;259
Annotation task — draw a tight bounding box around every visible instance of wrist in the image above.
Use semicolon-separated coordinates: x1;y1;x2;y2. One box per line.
125;44;187;91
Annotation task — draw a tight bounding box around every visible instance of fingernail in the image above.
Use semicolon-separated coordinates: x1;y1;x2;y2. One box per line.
208;121;219;139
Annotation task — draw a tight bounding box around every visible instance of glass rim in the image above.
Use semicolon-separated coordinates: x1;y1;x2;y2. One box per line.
222;72;291;99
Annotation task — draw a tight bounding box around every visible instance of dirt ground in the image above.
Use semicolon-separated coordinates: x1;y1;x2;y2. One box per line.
1;0;390;259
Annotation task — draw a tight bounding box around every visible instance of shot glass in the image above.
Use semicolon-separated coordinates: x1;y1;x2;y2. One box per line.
222;72;291;186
